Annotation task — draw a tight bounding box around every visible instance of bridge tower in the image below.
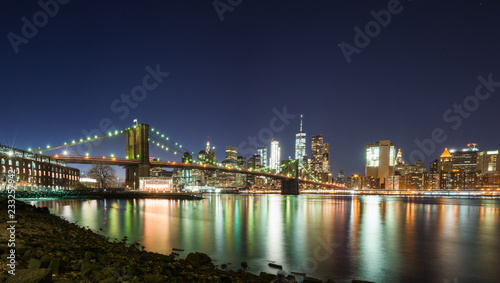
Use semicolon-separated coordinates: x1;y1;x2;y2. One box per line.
281;159;299;195
125;123;150;189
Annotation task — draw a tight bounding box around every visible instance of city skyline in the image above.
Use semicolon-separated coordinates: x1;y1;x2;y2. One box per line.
2;2;500;282
1;1;500;177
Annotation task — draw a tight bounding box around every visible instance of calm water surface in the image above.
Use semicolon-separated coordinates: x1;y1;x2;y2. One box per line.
30;195;500;283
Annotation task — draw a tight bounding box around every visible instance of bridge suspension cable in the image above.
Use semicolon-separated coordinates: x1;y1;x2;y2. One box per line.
32;128;127;154
148;135;185;156
148;126;194;156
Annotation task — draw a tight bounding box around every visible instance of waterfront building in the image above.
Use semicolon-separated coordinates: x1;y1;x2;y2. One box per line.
270;140;280;173
476;172;500;190
0;145;80;191
365;140;396;188
450;143;479;173
387;173;427;190
346;174;379;190
139;177;173;192
295;114;306;165
80;177;98;189
477;150;499;173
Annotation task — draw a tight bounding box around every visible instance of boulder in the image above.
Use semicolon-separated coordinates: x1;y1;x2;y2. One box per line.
80;262;98;279
84;251;97;262
93;270;107;281
303;276;323;283
43;244;53;253
260;271;278;281
98;253;110;265
144;274;164;283
28;258;42;269
5;268;52;283
101;266;121;278
39;255;52;268
185;252;212;267
48;258;61;274
274;272;292;283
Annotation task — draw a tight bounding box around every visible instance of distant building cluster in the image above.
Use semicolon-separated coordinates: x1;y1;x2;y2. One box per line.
344;140;500;190
170;115;335;190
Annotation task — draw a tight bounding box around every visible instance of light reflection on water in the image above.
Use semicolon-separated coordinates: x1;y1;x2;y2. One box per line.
30;195;500;283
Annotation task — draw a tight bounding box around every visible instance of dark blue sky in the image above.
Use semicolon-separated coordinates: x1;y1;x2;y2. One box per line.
1;0;500;177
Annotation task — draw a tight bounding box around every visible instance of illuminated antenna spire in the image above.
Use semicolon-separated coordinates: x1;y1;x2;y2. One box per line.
300;114;303;132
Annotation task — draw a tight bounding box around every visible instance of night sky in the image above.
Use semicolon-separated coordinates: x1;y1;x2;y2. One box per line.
1;0;500;177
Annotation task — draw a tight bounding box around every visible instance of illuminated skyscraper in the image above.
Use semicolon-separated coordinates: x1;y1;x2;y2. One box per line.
225;146;237;162
323;142;330;173
270;140;281;173
257;147;268;168
395;149;404;165
311;135;324;175
450;143;479;173
295;114;306;164
206;140;211;154
237;156;246;169
310;135;331;182
477;149;499;173
365;140;396;187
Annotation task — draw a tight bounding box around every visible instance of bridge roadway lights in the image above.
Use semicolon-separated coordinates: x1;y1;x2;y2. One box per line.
281;179;299;195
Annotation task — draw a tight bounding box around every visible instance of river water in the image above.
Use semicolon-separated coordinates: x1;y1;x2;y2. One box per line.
30;194;500;283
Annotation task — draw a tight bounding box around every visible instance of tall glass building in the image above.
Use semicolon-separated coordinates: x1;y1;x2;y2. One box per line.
257;147;268;168
270;140;281;173
295;114;306;164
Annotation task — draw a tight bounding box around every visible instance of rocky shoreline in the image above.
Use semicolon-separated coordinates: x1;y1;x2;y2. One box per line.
0;198;372;282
